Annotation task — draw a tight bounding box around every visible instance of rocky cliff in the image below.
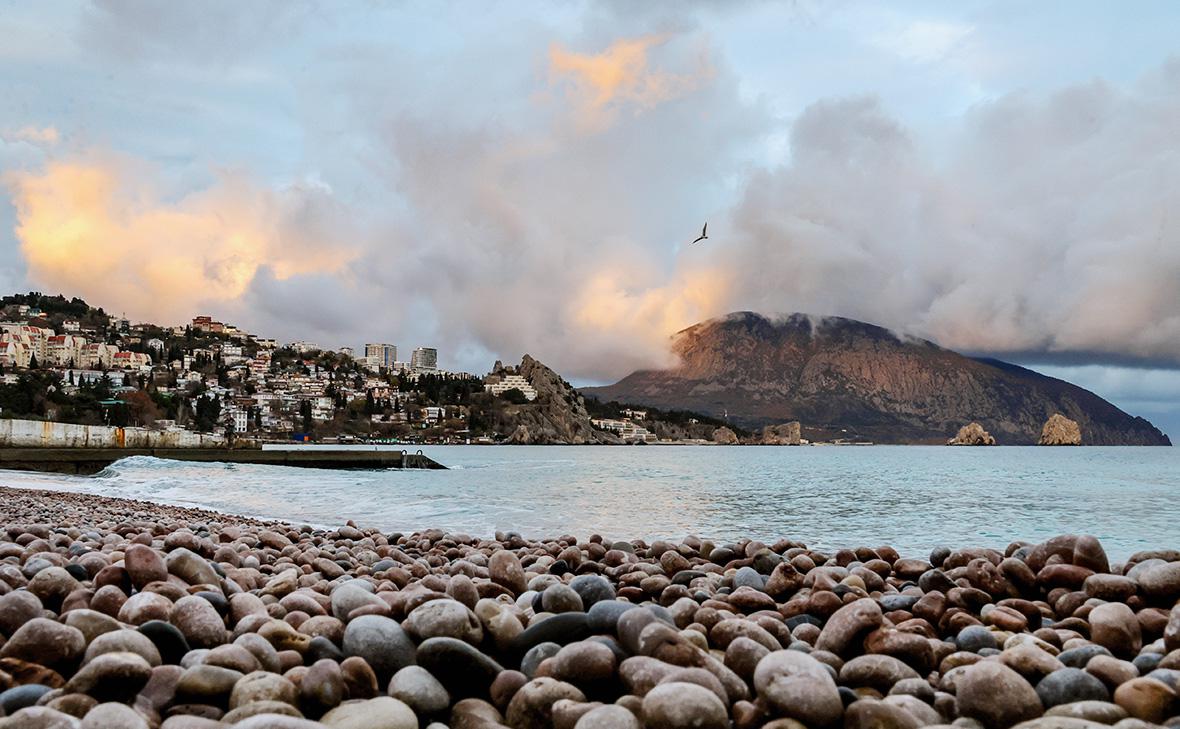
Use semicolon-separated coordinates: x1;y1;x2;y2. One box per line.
582;312;1171;445
1039;414;1083;445
491;356;616;445
948;422;996;446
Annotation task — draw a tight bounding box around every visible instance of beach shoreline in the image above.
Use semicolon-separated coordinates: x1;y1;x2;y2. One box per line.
0;486;1178;728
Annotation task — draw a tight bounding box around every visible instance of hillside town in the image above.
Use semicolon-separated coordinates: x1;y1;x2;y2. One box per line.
0;293;780;446
0;293;501;443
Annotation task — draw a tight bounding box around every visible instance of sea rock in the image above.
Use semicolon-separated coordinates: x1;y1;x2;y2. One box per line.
712;427;739;445
948;422;996;446
1039;414;1082;445
762;422;802;445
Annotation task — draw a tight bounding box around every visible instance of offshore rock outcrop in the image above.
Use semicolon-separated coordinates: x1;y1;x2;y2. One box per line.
1039;413;1083;445
494;356;616;445
761;421;802;445
584;312;1171;445
947;422;996;446
712;426;739;445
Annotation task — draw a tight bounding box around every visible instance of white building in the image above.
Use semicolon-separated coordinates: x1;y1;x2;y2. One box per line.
290;341;319;354
484;373;538;401
82;343;118;369
112;351;152;370
46;335;88;367
411;347;438;373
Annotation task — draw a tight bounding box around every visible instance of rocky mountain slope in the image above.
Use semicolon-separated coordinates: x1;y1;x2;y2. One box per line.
582;312;1171;445
484;355;616;444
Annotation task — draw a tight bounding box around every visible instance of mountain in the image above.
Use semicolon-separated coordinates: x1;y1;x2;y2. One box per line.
581;312;1171;445
477;355;617;444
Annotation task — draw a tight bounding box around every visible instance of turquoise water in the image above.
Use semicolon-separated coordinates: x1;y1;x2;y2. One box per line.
2;446;1177;560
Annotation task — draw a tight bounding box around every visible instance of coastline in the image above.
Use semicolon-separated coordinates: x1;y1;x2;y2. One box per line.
0;487;1178;727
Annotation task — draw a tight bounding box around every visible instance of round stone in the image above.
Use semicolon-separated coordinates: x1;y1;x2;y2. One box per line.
642;681;728;729
388;665;450;718
541;584;584;614
957;625;999;653
64;651;153;701
753;650;843;727
170;596;227;649
956;662;1043;729
342;615;417;683
0;617;86;670
575;704;641;729
1089;603;1142;659
319;696;418;729
124;545;168;589
1036;668;1110;707
403;599;482;644
814;598;882;657
506;677;586;728
229;671;298;709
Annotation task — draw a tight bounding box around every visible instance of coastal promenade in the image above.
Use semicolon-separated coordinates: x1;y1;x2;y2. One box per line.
0;446;444;474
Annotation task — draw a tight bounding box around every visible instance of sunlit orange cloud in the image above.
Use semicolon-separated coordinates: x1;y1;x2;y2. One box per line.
549;35;711;132
569;265;732;373
0;126;59;145
5;157;354;324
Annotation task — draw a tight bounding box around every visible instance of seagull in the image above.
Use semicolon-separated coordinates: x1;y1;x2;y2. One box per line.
691;222;708;245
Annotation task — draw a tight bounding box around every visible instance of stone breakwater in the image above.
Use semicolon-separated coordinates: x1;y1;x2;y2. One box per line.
0;489;1179;729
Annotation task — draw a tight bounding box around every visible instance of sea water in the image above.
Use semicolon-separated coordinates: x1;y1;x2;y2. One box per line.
3;445;1177;560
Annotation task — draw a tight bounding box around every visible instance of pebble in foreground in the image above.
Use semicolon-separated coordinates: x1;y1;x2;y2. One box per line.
0;487;1179;728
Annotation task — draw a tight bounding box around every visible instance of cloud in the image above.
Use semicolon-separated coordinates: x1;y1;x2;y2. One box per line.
4;155;357;324
549;34;713;131
871;20;974;63
711;61;1180;366
0;126;59;145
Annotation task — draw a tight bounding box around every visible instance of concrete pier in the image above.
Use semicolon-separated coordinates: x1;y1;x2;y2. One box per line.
0;447;445;475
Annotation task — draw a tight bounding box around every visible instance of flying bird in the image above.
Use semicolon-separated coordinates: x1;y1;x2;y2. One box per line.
691;222;708;245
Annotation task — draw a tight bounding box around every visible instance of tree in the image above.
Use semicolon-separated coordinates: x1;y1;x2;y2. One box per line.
300;400;313;433
501;388;530;405
27;353;38;370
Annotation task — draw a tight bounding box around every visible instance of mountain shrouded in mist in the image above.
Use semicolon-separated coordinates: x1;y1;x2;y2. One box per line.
582;312;1171;445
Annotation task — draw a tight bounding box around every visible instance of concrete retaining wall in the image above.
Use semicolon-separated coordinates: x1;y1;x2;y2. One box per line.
0;419;226;449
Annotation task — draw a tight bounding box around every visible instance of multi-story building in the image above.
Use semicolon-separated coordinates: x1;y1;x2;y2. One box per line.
46;334;88;367
81;343;118;369
290;341;319;354
484;373;538;401
364;343;398;371
112;351;152;370
411;347;438;373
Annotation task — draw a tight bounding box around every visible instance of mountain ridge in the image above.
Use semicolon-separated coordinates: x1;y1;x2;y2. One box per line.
582;311;1171;445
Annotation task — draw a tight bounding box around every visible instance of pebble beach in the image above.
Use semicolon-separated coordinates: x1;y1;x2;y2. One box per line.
1;486;1179;729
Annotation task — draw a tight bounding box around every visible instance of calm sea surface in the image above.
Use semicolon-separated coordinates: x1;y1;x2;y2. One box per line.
2;446;1177;560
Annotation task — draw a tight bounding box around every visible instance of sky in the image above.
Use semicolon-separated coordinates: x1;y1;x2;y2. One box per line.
1;0;1179;437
